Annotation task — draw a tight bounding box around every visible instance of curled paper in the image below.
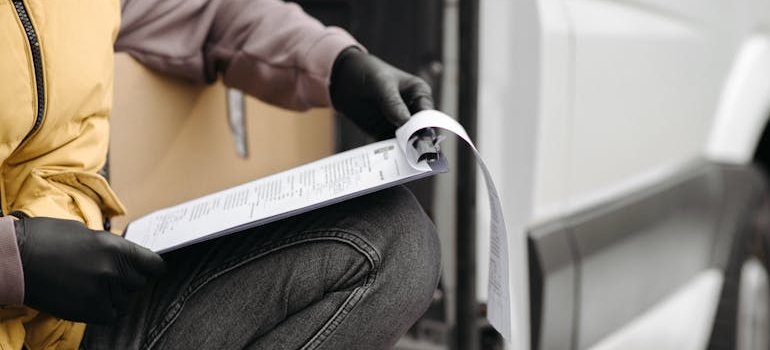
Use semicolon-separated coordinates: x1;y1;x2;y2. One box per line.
397;110;512;340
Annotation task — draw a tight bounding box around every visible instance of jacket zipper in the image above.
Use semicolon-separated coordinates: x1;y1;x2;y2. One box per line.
13;0;45;144
4;0;46;217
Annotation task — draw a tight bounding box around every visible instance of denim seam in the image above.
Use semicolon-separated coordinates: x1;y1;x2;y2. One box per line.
141;229;381;350
299;280;371;350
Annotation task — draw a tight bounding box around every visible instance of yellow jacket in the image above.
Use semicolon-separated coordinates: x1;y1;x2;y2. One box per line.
1;0;358;348
0;0;124;348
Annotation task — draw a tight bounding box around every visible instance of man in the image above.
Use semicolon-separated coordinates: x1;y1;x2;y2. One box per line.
0;0;441;348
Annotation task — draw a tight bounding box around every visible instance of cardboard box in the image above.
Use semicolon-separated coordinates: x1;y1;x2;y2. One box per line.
109;54;335;230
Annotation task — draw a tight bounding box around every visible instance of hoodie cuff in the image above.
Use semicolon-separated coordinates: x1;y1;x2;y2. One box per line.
0;216;23;305
299;27;366;108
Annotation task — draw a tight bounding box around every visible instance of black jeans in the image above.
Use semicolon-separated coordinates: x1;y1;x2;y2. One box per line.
81;186;441;349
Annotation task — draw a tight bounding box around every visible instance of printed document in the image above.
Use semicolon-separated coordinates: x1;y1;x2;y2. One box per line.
124;138;444;253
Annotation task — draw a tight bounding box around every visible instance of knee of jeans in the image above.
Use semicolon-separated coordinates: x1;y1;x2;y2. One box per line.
374;186;442;311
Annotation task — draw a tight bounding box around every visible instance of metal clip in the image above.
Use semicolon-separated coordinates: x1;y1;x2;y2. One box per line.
410;127;441;163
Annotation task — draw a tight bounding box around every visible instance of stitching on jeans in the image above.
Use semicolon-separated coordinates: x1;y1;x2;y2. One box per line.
140;229;381;350
299;278;372;350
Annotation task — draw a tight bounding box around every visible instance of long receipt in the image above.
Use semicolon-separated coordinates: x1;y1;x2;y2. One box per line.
124;110;512;340
396;111;512;340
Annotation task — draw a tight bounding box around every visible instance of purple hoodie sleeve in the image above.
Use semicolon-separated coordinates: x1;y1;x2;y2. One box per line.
0;216;23;305
116;0;365;111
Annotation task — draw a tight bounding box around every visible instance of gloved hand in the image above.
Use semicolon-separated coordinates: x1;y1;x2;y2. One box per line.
330;47;434;140
14;216;165;324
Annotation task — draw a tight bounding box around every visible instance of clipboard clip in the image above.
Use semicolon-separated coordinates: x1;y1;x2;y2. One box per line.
410;127;442;163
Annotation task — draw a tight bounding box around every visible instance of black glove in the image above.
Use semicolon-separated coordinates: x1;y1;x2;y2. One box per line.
14;216;165;324
330;47;434;140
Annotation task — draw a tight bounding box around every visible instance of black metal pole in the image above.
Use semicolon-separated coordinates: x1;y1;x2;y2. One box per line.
456;0;480;348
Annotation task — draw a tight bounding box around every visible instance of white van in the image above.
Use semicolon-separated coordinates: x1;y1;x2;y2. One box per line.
476;0;770;349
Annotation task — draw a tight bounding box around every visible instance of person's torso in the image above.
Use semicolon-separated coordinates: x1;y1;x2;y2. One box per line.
0;0;120;348
0;0;119;164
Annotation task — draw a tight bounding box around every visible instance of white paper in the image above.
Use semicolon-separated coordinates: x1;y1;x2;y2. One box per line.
398;110;512;340
124;138;439;253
